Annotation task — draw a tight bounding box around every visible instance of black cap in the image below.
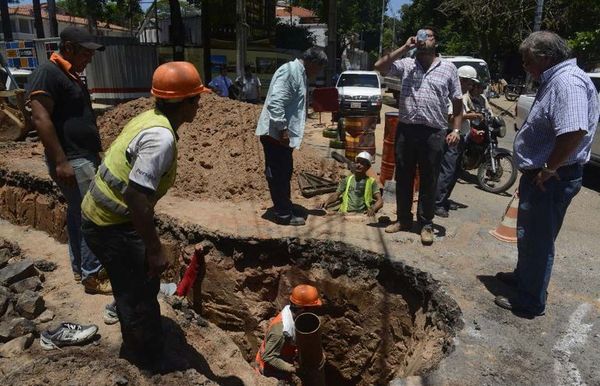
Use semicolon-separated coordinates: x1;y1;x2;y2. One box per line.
60;27;105;51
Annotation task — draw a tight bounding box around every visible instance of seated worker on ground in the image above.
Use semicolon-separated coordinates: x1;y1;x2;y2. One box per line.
255;285;323;384
318;151;383;216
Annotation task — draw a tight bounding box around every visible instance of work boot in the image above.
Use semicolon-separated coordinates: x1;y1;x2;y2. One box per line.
73;272;82;283
420;225;434;246
384;221;412;233
83;276;113;295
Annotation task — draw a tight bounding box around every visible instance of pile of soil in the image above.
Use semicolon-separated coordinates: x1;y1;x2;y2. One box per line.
97;94;342;202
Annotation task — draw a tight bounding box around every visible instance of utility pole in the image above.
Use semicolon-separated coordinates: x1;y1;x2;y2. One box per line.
236;0;247;80
0;0;13;41
201;0;212;84
533;0;544;32
155;0;159;43
378;0;386;57
326;0;337;86
47;0;58;37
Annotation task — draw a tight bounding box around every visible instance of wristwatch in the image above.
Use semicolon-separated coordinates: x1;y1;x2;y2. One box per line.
542;163;557;174
452;129;459;134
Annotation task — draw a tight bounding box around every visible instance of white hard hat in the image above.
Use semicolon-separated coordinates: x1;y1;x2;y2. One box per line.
457;65;478;81
355;151;373;165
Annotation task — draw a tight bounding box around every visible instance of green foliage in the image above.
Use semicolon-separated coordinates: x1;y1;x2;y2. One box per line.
396;0;600;76
156;0;200;18
56;0;144;27
275;22;315;50
569;29;600;70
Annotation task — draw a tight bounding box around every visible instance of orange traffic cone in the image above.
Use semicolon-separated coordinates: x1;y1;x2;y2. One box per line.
489;190;519;243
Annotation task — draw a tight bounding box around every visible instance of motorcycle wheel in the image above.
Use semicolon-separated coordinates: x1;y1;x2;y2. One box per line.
504;87;519;102
477;153;518;193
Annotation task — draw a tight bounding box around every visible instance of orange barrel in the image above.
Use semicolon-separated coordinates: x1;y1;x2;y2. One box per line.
344;134;360;160
343;116;377;160
342;116;377;137
380;112;399;184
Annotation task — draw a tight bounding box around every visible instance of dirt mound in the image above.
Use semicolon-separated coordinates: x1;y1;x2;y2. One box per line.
97;95;342;202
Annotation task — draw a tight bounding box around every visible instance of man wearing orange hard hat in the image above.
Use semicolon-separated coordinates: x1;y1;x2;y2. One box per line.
81;61;209;368
255;284;323;383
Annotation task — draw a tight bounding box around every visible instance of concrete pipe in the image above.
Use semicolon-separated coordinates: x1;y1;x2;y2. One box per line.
295;312;326;386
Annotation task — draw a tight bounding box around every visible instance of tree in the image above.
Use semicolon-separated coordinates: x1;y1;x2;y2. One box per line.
274;22;315;50
168;0;185;60
56;0;144;31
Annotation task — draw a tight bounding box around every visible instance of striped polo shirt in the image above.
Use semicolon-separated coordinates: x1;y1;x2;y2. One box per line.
514;59;599;170
388;57;462;130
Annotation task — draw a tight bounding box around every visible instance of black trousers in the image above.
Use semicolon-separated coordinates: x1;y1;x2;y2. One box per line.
82;219;163;361
394;123;445;226
260;135;294;219
435;134;465;210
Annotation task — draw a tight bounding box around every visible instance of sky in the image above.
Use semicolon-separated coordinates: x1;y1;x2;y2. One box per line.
387;0;413;17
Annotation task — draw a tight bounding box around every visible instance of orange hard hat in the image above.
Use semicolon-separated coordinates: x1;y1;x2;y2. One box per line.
151;61;210;100
290;284;322;307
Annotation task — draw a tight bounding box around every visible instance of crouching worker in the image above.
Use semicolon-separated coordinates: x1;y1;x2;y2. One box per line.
319;151;383;216
256;285;323;384
80;62;210;367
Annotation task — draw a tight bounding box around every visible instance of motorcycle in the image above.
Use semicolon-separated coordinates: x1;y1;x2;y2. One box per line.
461;108;518;193
504;82;526;101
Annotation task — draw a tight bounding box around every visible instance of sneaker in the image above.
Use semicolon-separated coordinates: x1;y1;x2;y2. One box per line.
274;214;305;226
384;221;412;233
97;268;109;281
73;272;82;283
103;302;119;325
83;276;113;295
289;215;306;226
40;322;98;350
434;207;449;218
420;225;434;246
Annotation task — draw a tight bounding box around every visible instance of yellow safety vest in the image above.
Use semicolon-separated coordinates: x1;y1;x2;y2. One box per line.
339;175;375;213
81;109;177;226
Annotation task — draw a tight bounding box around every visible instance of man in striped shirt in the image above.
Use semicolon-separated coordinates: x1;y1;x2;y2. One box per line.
375;27;463;245
494;31;599;317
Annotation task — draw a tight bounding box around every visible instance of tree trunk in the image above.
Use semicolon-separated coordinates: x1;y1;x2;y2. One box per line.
201;0;211;83
0;0;13;41
32;0;45;38
47;0;58;37
169;0;185;61
86;0;97;34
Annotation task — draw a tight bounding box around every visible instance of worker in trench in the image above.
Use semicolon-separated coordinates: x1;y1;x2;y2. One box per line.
318;151;383;216
80;62;210;369
255;284;323;384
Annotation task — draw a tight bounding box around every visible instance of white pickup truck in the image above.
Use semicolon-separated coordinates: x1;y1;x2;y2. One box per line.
515;72;600;166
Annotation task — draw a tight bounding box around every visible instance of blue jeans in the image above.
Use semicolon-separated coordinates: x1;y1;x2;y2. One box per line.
435;134;465;210
47;156;102;279
515;163;583;314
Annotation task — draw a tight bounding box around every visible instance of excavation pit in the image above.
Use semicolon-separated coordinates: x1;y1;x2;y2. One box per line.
160;224;464;386
0;165;463;385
